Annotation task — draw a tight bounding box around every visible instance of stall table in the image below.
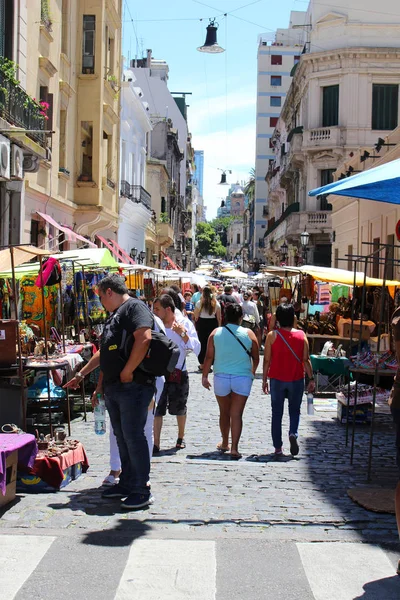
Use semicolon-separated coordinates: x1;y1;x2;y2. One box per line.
18;441;89;491
310;355;350;392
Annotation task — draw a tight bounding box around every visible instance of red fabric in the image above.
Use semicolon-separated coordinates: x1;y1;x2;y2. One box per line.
268;329;306;382
26;442;89;488
35;257;60;287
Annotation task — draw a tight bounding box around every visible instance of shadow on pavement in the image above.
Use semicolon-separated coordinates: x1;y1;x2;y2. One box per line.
353;575;400;598
48;486;154;517
81;519;152;547
304;414;398;541
186;451;239;461
246;453;296;463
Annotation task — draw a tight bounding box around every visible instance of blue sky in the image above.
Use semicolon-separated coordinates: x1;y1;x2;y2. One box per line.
123;0;305;219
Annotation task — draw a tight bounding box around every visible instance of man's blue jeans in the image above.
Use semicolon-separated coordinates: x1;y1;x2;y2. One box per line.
270;378;304;449
104;380;154;495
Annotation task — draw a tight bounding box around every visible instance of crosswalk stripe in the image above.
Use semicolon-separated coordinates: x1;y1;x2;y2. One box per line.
114;539;216;600
297;542;399;600
0;535;55;599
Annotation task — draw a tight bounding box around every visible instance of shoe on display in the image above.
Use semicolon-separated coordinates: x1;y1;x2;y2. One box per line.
121;493;154;510
101;484;129;498
289;434;299;456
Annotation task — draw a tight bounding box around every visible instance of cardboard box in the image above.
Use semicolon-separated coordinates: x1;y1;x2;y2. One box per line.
337;401;372;425
0;320;17;366
0;450;17;508
342;322;371;341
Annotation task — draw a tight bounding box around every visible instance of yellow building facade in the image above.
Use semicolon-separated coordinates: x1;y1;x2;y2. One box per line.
23;0;122;248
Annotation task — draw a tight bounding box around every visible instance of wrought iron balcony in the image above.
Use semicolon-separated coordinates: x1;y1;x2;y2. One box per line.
132;185;151;210
120;182;151;210
0;71;47;148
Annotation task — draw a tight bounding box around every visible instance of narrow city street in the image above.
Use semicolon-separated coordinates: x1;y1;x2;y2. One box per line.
1;354;399;599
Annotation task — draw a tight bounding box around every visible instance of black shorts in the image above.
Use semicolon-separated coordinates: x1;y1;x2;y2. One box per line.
155;372;189;416
390;406;400;478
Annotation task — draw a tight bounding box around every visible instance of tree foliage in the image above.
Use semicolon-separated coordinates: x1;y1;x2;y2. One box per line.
196;221;227;258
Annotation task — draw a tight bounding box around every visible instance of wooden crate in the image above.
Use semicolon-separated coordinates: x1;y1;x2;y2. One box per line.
0;450;17;508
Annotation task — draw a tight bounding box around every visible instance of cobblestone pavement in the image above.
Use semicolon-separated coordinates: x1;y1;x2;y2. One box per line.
1;353;399;544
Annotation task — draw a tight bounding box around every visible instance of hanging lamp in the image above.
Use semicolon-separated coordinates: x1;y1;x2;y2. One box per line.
197;19;225;54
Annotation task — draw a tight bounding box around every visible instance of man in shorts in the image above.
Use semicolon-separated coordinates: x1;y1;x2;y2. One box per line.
389;306;400;575
153;294;200;452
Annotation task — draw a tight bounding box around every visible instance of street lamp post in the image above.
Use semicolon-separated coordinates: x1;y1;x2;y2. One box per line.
151;253;158;266
300;228;309;263
181;252;187;270
281;241;288;264
130;247;138;262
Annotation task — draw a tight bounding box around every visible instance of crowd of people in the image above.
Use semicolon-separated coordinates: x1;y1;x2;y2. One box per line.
65;275;315;510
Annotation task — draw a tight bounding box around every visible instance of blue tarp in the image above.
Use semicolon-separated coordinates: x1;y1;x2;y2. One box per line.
308;158;400;204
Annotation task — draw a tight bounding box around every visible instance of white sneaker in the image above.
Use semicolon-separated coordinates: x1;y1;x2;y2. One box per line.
102;474;120;487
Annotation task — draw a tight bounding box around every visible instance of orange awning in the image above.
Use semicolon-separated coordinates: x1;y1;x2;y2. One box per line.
107;239;135;264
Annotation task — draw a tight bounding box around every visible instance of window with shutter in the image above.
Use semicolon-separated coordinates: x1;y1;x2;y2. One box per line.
322;85;339;127
372;84;398;130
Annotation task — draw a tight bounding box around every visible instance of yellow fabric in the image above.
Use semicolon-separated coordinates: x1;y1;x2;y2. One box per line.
299;265;400;288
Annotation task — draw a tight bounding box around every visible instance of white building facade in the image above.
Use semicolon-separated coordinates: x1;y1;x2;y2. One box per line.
254;12;305;261
118;73;152;258
262;0;400;267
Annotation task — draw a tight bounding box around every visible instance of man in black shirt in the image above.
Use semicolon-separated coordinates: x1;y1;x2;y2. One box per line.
217;284;238;325
98;274;155;510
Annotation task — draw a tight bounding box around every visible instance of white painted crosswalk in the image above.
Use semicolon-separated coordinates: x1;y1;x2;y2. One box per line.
1;535;399;600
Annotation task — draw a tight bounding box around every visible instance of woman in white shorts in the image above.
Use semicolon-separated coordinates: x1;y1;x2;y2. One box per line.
202;303;259;458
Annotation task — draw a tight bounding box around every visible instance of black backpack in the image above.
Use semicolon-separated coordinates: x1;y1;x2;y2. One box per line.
139;330;180;377
119;325;180;378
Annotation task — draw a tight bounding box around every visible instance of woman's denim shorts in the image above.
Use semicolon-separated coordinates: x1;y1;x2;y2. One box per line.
214;373;253;397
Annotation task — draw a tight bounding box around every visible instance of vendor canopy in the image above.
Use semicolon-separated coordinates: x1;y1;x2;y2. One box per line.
0;247;118;278
299;264;400;287
0;245;50;272
308;158;400;203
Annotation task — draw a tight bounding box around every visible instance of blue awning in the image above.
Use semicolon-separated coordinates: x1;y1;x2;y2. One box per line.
308;158;400;204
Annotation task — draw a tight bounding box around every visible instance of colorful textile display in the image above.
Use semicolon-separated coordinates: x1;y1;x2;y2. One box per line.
74;271;107;324
331;285;350;302
0;278;12;318
19;275;58;335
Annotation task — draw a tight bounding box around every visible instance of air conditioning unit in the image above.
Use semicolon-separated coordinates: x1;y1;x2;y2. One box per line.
11;145;24;180
0;135;10;180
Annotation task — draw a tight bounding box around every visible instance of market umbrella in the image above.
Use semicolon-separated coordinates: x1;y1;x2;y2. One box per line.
308;158;400;203
220;269;249;279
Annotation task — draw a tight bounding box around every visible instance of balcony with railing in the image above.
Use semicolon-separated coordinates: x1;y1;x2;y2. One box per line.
120;182;151;210
286;210;332;237
0;71;47;149
303;126;344;150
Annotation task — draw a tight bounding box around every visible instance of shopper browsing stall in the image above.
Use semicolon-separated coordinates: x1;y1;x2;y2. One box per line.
97;274;155;510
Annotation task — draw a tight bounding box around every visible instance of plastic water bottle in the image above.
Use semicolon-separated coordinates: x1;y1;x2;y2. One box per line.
94;393;106;435
307;392;314;416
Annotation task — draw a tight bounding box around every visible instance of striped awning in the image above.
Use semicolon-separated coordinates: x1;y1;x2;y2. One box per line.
161;251;181;270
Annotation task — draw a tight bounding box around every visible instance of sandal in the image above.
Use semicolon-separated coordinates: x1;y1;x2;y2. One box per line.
216;443;229;453
230;452;242;460
176;438;186;449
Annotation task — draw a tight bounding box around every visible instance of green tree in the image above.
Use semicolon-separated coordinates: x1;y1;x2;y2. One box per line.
196;221;227;258
209;216;234;247
244;167;255;203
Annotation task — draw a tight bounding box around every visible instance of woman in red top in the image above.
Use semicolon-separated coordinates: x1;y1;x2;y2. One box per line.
262;304;315;456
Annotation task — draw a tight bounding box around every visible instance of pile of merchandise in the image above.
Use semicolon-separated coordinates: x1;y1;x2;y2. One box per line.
350;350;398;371
336;382;390;406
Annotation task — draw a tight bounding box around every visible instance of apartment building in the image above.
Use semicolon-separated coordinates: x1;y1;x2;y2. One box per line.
254;13;305;260
0;0;122;249
262;0;400;268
